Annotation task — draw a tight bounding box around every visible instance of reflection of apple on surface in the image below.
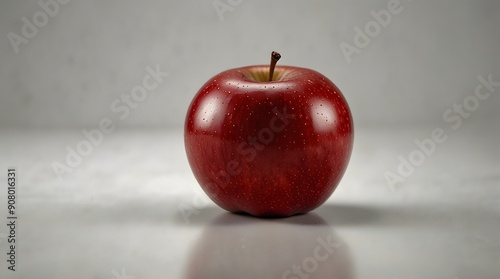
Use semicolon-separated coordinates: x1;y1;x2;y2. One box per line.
184;52;354;217
183;213;353;279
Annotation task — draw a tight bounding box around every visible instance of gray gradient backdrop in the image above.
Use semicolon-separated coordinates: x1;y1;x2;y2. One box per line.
1;0;499;129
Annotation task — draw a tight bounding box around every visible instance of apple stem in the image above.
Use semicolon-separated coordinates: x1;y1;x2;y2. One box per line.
268;51;281;81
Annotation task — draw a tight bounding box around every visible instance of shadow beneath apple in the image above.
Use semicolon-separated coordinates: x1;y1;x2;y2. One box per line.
176;203;382;227
183;213;354;279
313;203;382;226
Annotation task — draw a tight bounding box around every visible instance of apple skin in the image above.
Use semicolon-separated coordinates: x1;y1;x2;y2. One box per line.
184;65;353;217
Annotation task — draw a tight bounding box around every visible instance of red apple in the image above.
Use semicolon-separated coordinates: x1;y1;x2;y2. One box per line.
184;52;353;217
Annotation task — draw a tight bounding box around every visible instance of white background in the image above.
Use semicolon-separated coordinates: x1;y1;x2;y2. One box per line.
1;0;499;128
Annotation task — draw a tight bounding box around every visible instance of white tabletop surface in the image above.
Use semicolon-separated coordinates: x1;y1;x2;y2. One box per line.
0;125;499;279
